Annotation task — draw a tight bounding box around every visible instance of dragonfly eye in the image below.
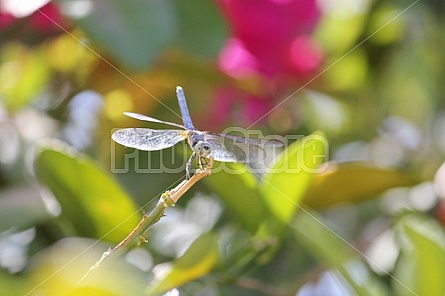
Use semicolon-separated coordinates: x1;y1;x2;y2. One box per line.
195;141;211;156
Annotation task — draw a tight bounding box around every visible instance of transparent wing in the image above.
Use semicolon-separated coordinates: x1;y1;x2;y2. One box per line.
112;128;188;151
204;136;238;162
123;112;187;129
203;133;282;163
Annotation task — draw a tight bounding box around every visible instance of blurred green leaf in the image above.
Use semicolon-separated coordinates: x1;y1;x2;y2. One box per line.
34;140;140;244
0;271;26;296
316;13;367;55
304;163;419;210
368;4;405;46
175;0;227;57
293;210;387;296
60;0;176;71
323;50;368;91
0;43;50;111
260;132;327;224
145;232;219;296
205;163;267;233
393;213;445;296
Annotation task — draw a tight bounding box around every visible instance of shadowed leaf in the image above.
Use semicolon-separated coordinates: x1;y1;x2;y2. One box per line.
34;140;140;243
260;132;327;224
145;232;219;295
304;163;419;209
393;213;445;296
205;163;267;233
59;0;176;70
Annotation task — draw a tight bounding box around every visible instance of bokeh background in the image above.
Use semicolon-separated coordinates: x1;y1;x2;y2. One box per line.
1;0;445;295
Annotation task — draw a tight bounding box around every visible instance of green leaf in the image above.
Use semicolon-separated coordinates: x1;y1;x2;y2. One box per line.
175;0;228;58
393;213;445;296
59;0;176;71
0;271;26;296
34;140;140;244
145;232;219;295
0;43;50;111
205;163;267;233
304;163;419;209
260;132;327;224
292;210;387;296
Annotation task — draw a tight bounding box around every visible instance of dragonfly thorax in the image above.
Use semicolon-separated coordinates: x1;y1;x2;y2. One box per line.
188;132;205;148
188;132;211;157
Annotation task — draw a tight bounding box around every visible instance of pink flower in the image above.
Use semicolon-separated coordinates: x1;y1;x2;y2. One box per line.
198;88;274;129
29;2;67;34
0;2;68;41
217;0;322;77
211;0;323;125
0;12;16;30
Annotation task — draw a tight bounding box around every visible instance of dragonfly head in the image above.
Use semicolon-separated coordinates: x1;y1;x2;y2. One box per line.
194;141;211;158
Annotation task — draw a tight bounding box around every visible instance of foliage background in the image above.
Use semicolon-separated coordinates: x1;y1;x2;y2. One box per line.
1;0;445;295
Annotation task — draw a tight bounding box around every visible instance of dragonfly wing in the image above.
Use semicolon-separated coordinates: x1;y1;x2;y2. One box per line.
123;112;187;129
204;133;271;163
215;132;283;147
112;128;188;151
204;137;238;162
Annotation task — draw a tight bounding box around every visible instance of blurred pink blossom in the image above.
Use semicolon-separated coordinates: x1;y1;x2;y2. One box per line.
28;2;67;34
197;88;275;129
218;0;321;77
0;2;68;42
210;0;323;127
0;12;16;30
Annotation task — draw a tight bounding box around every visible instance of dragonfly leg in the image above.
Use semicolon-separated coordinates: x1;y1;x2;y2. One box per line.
197;155;203;170
186;152;196;180
199;157;208;168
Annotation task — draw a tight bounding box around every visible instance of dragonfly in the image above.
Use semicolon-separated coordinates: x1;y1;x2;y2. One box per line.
112;86;283;179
